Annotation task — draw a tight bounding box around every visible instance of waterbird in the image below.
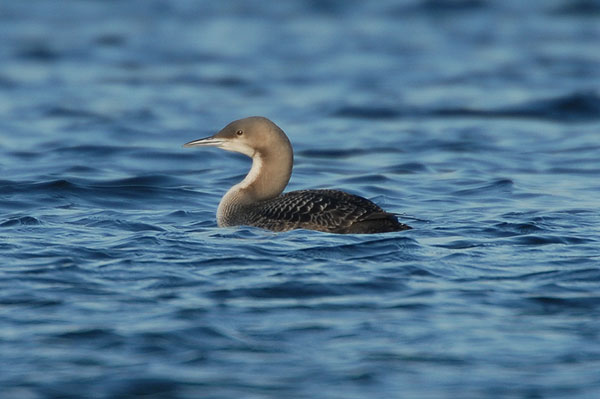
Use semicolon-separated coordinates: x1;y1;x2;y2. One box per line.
184;117;411;234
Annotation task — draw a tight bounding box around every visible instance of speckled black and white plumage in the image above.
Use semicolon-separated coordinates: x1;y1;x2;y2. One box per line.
184;116;411;234
221;189;411;234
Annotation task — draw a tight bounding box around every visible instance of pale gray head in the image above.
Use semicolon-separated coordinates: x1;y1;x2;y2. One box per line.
183;116;292;160
184;116;294;203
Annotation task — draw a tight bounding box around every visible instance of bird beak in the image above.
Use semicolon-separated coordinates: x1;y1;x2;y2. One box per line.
183;135;225;148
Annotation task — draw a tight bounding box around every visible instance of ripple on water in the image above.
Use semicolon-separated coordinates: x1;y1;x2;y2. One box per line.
80;218;165;232
523;295;600;316
451;178;514;197
207;278;408;300
512;234;593;246
0;216;41;227
485;221;545;237
432;92;600;122
331;105;403;120
332;92;600;123
291;236;419;261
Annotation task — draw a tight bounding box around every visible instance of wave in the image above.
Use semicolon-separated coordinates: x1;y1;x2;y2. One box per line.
331;92;600;122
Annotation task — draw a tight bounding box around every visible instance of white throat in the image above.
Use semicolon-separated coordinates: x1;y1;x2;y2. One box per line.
216;154;264;226
237;153;263;190
214;134;293;227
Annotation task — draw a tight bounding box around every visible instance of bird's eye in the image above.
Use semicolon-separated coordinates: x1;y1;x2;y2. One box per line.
236;129;243;136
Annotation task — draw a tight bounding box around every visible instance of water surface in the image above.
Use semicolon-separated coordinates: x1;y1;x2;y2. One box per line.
1;1;600;398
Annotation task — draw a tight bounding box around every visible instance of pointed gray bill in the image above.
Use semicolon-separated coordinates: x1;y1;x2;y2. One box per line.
183;136;225;148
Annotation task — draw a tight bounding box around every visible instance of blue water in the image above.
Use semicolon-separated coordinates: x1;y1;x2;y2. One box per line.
1;1;600;398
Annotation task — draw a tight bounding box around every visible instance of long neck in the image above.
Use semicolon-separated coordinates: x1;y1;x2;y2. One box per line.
217;145;293;225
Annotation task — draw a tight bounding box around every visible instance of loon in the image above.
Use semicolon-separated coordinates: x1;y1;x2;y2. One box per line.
184;116;411;234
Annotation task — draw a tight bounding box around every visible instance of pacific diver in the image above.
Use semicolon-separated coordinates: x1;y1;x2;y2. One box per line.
184;116;411;234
